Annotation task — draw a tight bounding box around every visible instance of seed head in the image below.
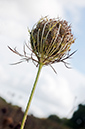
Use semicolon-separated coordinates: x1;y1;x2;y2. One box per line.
8;16;76;72
30;16;75;66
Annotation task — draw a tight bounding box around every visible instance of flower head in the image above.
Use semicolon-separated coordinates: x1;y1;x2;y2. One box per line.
30;17;75;66
8;16;76;72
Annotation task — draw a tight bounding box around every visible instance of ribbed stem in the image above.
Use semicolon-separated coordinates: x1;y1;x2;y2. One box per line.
20;63;43;129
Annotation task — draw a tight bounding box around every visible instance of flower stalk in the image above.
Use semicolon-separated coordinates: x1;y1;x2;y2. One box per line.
20;63;43;129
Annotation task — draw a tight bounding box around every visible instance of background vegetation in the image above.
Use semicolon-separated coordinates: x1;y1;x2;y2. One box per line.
0;97;85;129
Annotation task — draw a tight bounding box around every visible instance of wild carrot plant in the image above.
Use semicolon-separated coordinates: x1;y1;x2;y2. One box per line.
8;16;76;129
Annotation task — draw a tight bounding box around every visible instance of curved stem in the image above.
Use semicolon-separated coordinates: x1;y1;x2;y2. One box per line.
20;63;43;129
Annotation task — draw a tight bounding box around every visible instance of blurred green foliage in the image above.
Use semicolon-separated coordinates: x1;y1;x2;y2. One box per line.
66;104;85;129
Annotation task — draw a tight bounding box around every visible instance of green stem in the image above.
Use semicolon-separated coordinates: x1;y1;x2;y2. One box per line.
20;63;43;129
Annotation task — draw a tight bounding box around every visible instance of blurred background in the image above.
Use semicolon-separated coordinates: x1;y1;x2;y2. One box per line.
0;0;85;119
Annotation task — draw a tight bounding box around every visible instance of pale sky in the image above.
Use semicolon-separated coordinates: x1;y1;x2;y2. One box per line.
0;0;85;118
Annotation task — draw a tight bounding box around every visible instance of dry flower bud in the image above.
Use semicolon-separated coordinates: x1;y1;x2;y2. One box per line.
8;16;76;70
30;16;75;66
